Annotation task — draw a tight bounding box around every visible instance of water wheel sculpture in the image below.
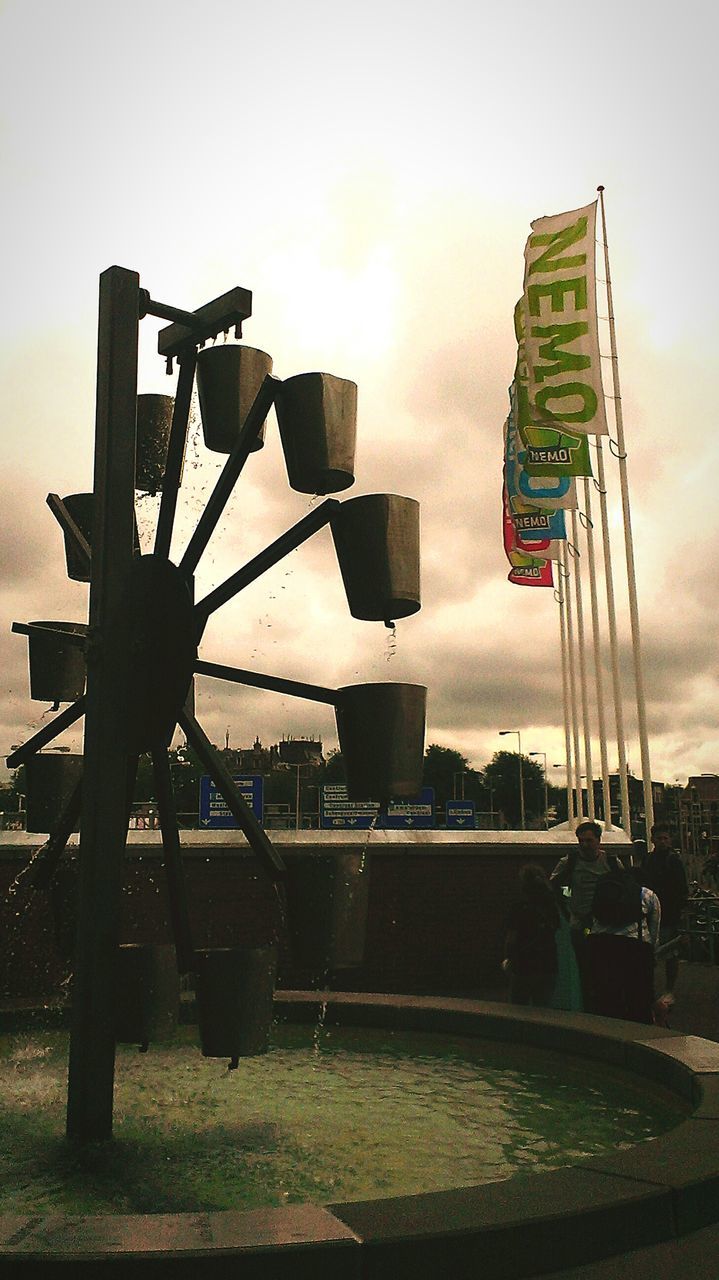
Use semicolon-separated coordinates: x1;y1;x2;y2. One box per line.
7;267;424;1141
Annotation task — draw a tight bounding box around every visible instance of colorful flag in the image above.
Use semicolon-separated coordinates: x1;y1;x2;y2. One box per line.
522;201;607;438
504;409;576;521
502;479;554;587
512;304;593;479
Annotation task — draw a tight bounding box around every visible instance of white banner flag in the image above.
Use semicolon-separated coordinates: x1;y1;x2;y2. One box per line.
522;201;607;437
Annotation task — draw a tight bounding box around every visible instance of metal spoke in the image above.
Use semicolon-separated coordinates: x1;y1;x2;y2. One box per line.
14;780;83;893
47;493;91;573
194;498;339;629
12;621;86;648
7;697;86;769
154;352;197;561
179;375;280;579
195;658;337;705
178;707;285;880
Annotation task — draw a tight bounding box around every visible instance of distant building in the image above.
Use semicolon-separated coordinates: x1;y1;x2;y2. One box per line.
592;773;666;839
276;737;324;768
220;735;324;774
679;775;719;860
221;737;276;774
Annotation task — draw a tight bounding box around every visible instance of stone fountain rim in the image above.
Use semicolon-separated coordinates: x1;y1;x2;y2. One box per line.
2;991;719;1278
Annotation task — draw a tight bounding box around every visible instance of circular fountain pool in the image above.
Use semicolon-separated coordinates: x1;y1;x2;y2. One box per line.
2;993;719;1279
0;1018;685;1215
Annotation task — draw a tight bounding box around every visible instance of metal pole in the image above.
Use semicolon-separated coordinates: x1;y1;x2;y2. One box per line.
570;511;595;820
597;186;654;839
67;266;139;1142
562;542;584;818
518;731;525;830
499;730;524;829
582;476;613;828
530;752;548;829
593;438;631;833
295;764;301;831
557;580;575;827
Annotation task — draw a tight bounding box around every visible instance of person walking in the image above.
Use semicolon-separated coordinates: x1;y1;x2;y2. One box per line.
502;863;560;1007
638;821;688;1007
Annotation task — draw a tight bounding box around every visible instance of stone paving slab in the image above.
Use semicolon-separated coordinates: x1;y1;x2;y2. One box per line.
0;1206;359;1257
330;1164;674;1279
540;1219;719;1280
583;1117;719;1235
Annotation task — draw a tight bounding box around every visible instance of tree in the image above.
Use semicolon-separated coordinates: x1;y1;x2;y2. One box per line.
422;744;486;809
321;749;346;784
131;746;205;825
481;750;544;828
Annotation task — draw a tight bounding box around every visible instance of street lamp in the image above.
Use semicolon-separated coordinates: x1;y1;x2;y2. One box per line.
499;729;525;830
530;752;548;829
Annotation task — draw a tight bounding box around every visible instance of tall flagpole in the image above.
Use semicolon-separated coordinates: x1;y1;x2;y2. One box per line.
557;576;575;827
562;541;584;820
570;510;595;820
598;185;654;839
594;438;631;833
582;474;613;828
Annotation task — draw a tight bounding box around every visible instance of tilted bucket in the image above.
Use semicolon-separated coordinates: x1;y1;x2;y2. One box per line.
58;493;140;582
194;946;277;1065
136;394;175;494
25;752;84;834
335;682;426;802
196;345;272;453
27;621;87;703
331;493;420;623
275;371;357;494
284;852;370;976
114;944;180;1050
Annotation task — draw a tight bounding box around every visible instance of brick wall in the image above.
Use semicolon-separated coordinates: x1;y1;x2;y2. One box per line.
0;832;616;1002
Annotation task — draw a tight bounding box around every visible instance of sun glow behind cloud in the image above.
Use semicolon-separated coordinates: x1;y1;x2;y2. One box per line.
0;0;716;787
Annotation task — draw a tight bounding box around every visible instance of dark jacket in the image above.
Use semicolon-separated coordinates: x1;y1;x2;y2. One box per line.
639;850;688;930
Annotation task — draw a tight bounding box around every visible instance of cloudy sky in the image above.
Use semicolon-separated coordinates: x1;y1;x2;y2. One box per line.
1;0;716;791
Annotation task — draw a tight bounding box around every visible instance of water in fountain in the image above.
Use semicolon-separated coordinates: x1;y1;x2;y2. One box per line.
0;1019;685;1216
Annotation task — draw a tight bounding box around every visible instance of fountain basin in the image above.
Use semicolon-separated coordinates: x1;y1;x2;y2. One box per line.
2;992;719;1277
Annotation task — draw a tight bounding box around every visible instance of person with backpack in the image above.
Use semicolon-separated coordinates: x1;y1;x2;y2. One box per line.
502;863;561;1007
587;827;661;1025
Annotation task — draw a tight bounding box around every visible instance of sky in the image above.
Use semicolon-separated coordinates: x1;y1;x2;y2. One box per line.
0;0;717;792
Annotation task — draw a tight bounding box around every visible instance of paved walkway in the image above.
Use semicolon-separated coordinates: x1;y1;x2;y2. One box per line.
544;959;719;1279
663;960;719;1041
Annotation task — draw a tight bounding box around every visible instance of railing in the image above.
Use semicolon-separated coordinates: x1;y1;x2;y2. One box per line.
681;892;719;964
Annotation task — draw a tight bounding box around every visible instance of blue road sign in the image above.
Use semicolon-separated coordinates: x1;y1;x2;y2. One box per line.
383;787;435;830
320;785;380;830
446;800;476;829
199;774;264;828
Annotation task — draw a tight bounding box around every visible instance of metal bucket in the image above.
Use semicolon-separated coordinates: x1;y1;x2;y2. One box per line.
114;944;180;1050
194;945;277;1064
58;493;141;582
275;371;357;494
136;394;175;494
335;682;426;802
196;345;272;453
331;493;420;622
284;852;370;976
27;621;87;703
25;752;84;834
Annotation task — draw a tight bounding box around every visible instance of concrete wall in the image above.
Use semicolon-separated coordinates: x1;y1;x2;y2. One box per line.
0;828;631;1001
